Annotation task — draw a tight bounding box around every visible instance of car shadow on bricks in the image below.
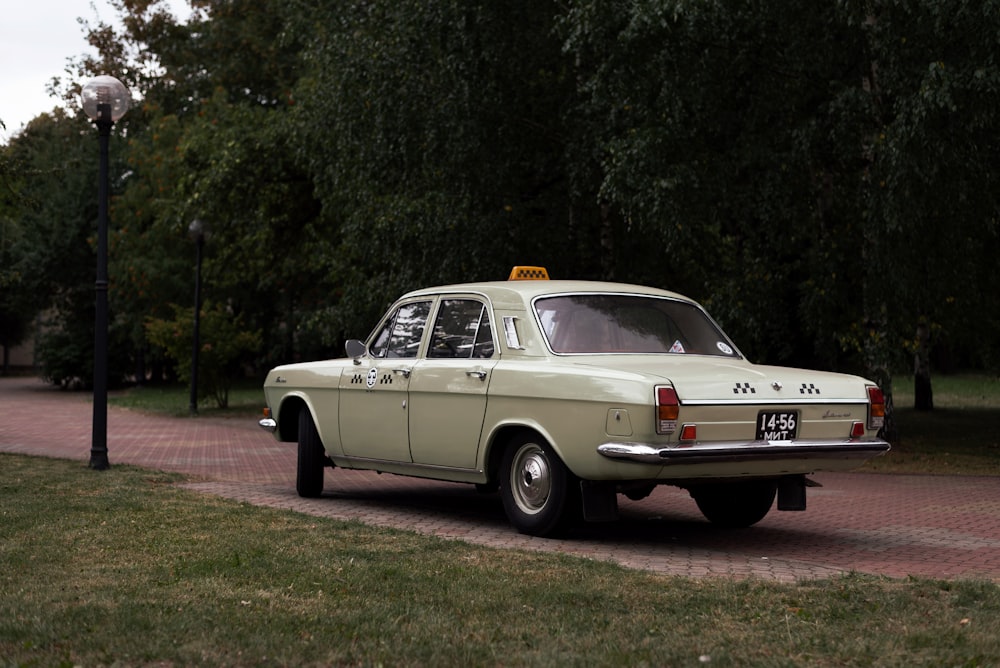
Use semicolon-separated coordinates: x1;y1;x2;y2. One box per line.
319;479;833;551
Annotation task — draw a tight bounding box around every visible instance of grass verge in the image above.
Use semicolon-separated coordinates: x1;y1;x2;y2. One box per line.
862;374;1000;475
109;380;264;418
2;454;999;667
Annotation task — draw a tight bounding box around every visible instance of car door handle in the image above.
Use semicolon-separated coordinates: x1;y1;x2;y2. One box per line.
465;370;487;380
392;367;411;378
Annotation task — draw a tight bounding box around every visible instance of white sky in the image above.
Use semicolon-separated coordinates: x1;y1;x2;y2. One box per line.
0;0;191;143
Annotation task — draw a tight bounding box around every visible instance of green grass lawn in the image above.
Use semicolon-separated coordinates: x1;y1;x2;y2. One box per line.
109;379;264;418
2;455;999;667
863;374;1000;475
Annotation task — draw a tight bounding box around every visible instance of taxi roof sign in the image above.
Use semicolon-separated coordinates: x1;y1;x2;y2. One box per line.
508;266;550;280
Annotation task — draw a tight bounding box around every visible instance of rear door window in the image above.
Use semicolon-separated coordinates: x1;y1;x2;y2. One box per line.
428;299;494;359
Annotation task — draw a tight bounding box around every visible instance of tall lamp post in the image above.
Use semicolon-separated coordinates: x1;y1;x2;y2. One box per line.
81;75;129;471
188;219;206;416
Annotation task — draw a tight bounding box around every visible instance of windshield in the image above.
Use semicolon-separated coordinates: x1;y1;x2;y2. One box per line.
534;294;738;356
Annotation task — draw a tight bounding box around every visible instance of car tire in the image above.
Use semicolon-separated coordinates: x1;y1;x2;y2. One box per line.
500;432;578;537
692;480;777;528
296;408;325;498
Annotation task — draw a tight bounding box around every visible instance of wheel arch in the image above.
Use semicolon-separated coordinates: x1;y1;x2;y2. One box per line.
483;422;561;485
275;394;310;443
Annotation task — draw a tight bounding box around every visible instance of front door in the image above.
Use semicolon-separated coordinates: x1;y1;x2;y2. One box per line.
339;299;431;463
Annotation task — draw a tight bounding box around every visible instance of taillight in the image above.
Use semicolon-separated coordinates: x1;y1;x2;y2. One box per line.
867;386;885;430
656;386;679;434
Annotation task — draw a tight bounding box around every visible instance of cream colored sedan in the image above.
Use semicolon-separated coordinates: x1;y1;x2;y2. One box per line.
260;268;889;537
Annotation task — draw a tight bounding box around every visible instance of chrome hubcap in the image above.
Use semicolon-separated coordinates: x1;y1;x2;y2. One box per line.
511;444;550;514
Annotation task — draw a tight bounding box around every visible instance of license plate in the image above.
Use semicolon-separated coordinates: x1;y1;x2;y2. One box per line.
756;411;798;441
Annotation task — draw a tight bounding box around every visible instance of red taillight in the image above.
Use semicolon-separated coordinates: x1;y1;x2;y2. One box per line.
867;386;885;430
850;421;866;438
680;424;698;441
656;386;679;434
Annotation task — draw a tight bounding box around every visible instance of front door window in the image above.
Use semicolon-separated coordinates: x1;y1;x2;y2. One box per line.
370;301;431;358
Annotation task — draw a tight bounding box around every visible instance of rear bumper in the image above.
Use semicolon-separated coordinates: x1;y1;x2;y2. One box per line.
597;438;890;466
259;418;277;433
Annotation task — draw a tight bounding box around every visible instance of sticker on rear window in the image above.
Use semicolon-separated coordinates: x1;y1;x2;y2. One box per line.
716;342;733;355
669;340;686;353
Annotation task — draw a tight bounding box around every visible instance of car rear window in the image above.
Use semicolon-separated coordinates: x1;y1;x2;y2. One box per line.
534;294;737;356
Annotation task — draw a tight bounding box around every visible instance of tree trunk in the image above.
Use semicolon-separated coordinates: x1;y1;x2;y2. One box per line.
599;202;615;281
914;320;933;411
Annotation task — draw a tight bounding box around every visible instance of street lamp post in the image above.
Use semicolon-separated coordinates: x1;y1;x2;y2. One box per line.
188;219;206;416
81;75;129;471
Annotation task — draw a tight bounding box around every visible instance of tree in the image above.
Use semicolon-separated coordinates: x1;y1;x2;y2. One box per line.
296;0;578;339
559;1;877;368
855;0;1000;382
4;111;134;386
0;142;36;373
51;0;326;374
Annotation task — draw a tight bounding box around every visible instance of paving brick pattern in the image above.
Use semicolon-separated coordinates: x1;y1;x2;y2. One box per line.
3;376;999;582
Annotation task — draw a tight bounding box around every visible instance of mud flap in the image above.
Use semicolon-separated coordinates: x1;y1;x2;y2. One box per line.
580;480;619;522
777;475;808;511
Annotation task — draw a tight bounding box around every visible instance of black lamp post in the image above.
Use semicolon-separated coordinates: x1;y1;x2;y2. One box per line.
81;75;129;471
188;219;206;416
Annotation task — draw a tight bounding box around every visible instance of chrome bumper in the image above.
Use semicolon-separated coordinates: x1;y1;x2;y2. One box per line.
597;439;890;466
259;418;277;433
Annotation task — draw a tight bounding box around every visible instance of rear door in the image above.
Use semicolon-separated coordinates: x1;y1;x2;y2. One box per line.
408;298;498;468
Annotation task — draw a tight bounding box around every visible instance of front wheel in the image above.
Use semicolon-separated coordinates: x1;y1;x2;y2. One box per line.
691;480;777;528
296;408;325;498
500;433;578;537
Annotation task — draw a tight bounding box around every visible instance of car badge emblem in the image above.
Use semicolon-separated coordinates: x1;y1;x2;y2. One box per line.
771;381;783;391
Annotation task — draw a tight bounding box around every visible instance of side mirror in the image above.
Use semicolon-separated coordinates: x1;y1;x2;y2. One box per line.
345;339;367;360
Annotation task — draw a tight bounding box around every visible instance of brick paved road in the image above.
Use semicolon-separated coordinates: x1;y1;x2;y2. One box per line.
3;376;998;582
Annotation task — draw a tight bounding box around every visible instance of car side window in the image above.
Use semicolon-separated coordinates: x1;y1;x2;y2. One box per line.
428;299;494;359
370;301;431;358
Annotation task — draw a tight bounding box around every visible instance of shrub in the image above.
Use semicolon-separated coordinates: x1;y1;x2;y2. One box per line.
146;302;261;408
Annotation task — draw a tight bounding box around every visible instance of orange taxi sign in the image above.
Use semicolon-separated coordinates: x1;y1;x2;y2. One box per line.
508;266;550;280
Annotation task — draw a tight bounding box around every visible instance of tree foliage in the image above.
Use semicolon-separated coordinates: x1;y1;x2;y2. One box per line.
2;0;1000;394
559;1;878;365
296;0;578;338
3;111;133;384
857;0;1000;372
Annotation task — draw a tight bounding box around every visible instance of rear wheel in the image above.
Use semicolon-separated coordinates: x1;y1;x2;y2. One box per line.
296;409;325;498
500;433;578;536
691;480;777;528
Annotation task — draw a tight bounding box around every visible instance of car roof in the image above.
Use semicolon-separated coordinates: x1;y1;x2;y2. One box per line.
400;279;695;310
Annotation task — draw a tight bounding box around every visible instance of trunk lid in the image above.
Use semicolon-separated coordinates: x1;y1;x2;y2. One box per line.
567;356;871;403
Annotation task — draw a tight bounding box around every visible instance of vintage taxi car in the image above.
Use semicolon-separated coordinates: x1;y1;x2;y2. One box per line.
260;267;889;537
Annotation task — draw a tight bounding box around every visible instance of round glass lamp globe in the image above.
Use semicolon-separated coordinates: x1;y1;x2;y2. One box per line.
81;76;130;122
